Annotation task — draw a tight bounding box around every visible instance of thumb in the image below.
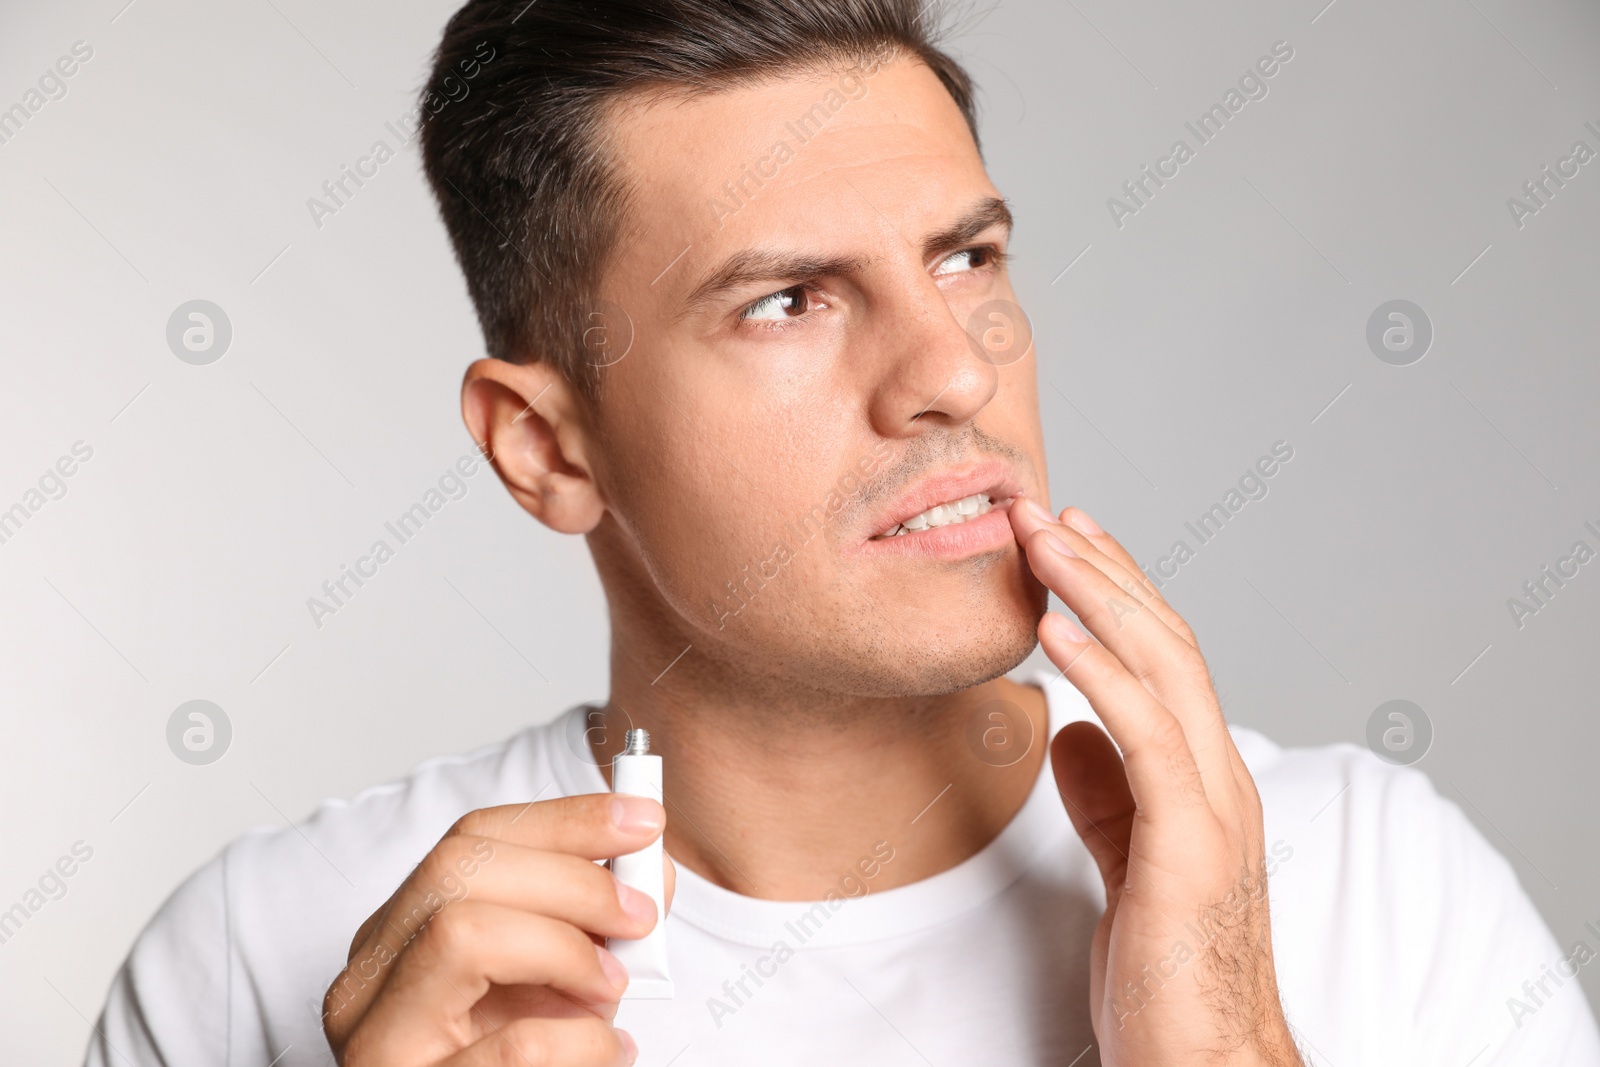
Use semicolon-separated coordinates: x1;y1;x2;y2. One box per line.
1052;721;1134;893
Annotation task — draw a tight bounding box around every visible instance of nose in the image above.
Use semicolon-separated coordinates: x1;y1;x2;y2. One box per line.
867;271;1001;440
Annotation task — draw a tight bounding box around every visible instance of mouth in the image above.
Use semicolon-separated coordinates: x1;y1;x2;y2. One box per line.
855;461;1023;559
871;493;1010;539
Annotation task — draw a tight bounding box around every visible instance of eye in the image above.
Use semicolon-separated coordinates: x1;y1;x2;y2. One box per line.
933;246;1002;277
741;285;814;322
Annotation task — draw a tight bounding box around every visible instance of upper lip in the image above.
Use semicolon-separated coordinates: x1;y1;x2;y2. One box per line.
865;459;1022;539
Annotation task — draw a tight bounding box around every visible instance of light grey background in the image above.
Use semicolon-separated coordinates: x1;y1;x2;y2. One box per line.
2;0;1597;1061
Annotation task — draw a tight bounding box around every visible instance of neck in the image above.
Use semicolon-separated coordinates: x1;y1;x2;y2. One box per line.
593;633;1050;901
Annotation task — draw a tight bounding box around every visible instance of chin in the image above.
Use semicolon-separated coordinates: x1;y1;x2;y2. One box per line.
818;578;1047;698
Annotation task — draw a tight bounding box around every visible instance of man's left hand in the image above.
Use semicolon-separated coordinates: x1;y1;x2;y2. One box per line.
1010;496;1304;1067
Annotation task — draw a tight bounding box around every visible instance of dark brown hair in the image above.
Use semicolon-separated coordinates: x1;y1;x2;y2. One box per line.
418;0;979;392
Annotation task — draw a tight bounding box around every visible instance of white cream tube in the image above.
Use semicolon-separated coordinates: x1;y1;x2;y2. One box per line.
607;729;673;998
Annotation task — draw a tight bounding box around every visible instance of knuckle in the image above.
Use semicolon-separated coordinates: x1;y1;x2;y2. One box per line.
417;900;477;959
1173;643;1209;678
1128;659;1162;689
321;985;352;1045
418;839;463;885
339;1021;387;1066
497;1017;617;1067
1239;775;1265;821
569;1016;626;1064
449;808;493;839
495;1019;552;1067
1145;714;1188;755
533;849;612;917
555;917;608;975
420;835;484;891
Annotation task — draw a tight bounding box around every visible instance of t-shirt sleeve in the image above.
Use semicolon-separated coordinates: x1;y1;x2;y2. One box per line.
1254;735;1600;1063
84;851;235;1067
1404;772;1600;1064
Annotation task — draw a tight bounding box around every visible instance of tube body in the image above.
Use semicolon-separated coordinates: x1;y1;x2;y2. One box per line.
607;748;673;998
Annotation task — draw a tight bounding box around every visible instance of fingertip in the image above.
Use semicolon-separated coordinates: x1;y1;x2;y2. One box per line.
1061;506;1103;536
1042;612;1090;646
596;944;629;994
1021;495;1057;525
615;880;658;931
610;795;665;834
618;1027;638;1065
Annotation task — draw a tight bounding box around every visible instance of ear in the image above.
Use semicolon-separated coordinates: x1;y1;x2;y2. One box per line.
460;358;605;534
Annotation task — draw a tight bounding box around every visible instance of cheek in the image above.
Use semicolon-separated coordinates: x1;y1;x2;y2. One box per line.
600;394;846;622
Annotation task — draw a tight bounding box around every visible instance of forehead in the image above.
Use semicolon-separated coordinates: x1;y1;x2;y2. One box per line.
603;55;994;291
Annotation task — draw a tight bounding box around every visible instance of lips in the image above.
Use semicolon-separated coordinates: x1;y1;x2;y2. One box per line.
852;460;1023;562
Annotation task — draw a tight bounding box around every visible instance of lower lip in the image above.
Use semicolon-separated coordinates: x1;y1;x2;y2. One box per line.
855;507;1015;560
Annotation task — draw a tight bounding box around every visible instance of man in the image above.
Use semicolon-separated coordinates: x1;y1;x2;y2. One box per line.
88;1;1599;1064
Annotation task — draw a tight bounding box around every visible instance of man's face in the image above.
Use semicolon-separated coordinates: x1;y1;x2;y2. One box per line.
587;53;1049;698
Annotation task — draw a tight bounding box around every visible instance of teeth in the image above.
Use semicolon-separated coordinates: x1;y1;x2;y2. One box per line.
877;494;994;538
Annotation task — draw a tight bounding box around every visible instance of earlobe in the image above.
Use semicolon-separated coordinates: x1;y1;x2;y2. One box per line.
460;358;606;534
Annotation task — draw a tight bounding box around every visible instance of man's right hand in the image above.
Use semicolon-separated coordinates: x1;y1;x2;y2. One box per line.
323;794;673;1066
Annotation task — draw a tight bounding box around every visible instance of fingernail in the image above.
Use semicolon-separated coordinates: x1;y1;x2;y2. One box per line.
1064;508;1103;535
610;795;663;833
1023;497;1056;523
596;944;629;992
1042;532;1079;558
616;880;657;925
617;1027;638;1064
1045;613;1090;644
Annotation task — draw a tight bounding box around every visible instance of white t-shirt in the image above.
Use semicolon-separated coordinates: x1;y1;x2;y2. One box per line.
85;674;1600;1066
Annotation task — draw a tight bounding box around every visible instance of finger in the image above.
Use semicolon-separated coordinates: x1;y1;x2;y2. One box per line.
1057;505;1199;648
338;795;666;1033
350;903;628;1062
1037;611;1209;821
452;794;666;860
334;843;660;1031
1020;524;1240;800
1020;501;1253;807
1051;721;1133;893
438;1015;635;1067
347;794;662;961
1011;497;1191;648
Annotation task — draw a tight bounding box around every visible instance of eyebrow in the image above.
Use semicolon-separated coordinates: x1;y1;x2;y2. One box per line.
920;196;1013;262
676;196;1014;320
